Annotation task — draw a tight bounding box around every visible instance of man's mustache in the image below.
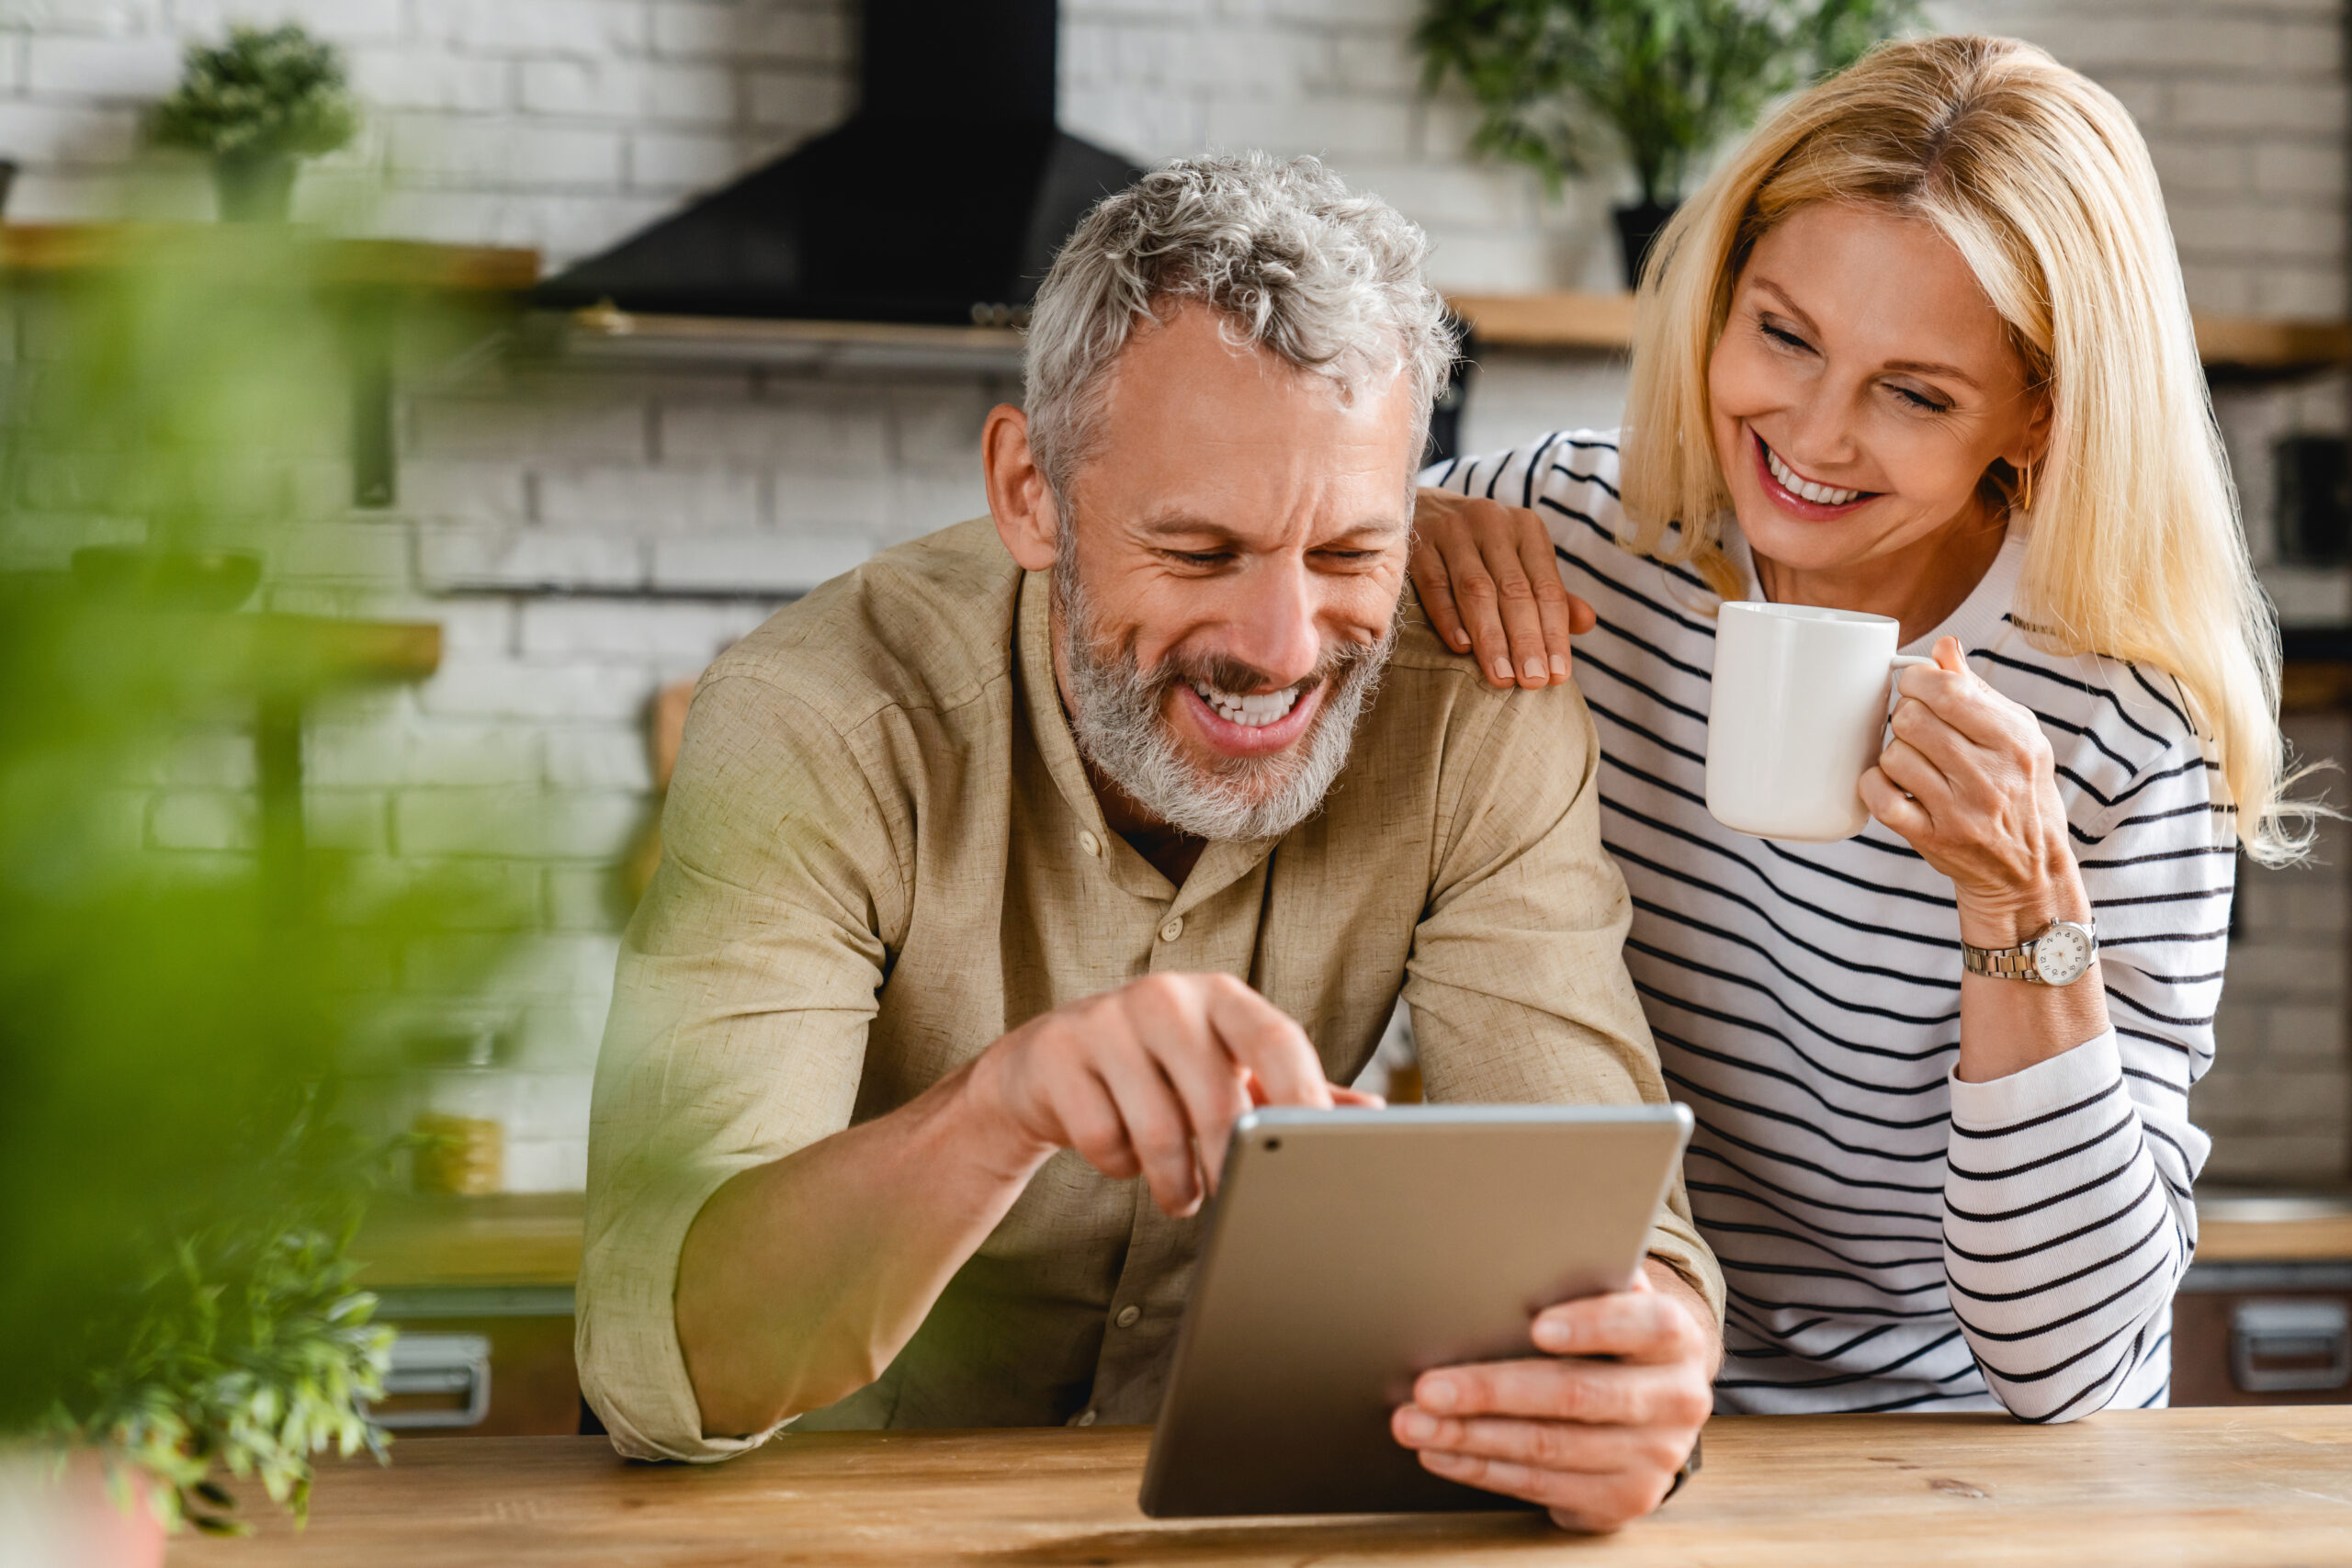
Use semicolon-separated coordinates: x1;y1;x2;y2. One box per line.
1137;638;1384;704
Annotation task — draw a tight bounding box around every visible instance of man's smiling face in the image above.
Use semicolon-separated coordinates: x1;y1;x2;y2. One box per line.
1046;301;1419;842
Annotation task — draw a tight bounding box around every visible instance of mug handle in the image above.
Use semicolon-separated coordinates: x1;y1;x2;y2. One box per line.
1881;653;1939;743
1890;653;1939;674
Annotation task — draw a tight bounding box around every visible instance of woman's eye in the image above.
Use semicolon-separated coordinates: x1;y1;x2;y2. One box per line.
1891;385;1951;413
1761;321;1812;353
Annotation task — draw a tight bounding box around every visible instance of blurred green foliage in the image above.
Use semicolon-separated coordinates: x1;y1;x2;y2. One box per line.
147;24;358;163
0;226;517;1532
1416;0;1920;207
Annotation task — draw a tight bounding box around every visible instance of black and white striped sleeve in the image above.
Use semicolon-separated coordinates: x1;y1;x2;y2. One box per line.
1940;679;2226;1421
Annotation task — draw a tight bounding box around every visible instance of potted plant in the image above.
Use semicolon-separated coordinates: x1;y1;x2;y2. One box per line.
1416;0;1917;287
0;222;519;1562
147;24;358;222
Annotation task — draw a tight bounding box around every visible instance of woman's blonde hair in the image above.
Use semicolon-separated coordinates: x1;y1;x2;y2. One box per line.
1623;34;2305;863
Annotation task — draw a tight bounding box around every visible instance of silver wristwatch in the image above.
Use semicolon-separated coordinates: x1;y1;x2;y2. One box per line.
1960;919;2097;986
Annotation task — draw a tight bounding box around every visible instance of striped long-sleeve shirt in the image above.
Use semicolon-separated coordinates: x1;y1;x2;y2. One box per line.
1430;432;2229;1419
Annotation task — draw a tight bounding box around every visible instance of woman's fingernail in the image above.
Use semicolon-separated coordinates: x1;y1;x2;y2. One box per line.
1419;1377;1459;1412
1489;660;1513;683
1521;657;1545;682
1398;1410;1437;1441
1422;1450;1469;1473
1549;654;1568;678
1534;1317;1574;1351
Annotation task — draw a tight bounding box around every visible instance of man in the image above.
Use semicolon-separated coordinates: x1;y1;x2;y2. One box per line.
580;152;1721;1532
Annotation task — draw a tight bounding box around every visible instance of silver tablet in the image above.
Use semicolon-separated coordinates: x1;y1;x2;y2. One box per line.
1138;1102;1693;1517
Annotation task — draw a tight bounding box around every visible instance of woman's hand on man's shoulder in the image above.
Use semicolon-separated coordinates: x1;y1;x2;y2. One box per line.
1410;487;1594;691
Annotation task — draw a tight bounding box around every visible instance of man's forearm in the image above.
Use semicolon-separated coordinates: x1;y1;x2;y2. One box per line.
674;1063;1050;1438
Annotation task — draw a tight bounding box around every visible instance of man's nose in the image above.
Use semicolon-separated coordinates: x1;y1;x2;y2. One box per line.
1222;558;1324;689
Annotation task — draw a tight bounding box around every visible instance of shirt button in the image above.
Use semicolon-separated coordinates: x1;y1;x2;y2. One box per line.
1114;1304;1141;1329
1159;916;1183;942
1078;829;1101;857
1074;1409;1098;1427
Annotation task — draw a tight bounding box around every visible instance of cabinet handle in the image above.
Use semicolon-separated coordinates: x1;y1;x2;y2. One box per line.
371;1332;493;1429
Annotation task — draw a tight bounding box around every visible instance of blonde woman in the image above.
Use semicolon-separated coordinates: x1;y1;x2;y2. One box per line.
1404;36;2294;1437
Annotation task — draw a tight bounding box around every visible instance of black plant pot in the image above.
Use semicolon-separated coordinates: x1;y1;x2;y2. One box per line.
71;546;263;612
213;152;297;222
1613;201;1679;290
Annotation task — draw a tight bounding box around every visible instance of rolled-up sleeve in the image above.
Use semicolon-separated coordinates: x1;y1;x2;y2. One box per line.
577;673;907;1461
1404;670;1724;1325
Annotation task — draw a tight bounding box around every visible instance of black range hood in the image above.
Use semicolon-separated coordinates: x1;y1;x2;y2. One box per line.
533;0;1145;326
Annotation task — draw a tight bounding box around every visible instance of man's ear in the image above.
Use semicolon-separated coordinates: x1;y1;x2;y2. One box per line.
984;404;1059;572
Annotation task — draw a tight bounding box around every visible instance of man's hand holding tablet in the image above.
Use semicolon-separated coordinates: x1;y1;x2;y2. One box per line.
1392;1259;1718;1532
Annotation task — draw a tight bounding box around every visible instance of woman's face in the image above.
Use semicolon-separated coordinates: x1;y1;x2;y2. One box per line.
1707;201;2048;577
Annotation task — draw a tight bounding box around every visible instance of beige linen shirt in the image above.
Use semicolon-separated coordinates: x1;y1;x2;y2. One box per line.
579;518;1722;1462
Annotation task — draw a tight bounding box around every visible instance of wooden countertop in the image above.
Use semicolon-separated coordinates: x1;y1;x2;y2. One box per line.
171;1408;2352;1566
2;223;538;290
2199;1196;2352;1264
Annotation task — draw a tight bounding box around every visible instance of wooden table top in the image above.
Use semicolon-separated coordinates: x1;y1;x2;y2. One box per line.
172;1407;2351;1566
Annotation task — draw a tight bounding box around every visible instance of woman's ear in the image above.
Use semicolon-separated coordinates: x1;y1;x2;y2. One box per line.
2007;386;2056;475
984;405;1060;572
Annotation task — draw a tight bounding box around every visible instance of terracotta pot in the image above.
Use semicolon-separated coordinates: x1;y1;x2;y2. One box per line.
0;1450;167;1568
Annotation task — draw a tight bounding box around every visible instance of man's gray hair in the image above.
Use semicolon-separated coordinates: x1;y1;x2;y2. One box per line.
1023;152;1454;496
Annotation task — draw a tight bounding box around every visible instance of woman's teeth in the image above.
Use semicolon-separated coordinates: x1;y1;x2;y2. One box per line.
1765;443;1864;506
1192;681;1302;728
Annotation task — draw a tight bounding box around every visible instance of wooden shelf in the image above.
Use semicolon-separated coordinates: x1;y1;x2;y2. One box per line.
356;1191;584;1290
1447;289;2352;375
0;223;538;291
547;303;1027;372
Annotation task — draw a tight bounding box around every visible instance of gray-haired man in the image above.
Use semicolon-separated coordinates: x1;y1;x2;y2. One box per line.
580;154;1722;1531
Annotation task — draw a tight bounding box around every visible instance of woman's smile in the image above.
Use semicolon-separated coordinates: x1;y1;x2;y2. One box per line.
1750;431;1880;519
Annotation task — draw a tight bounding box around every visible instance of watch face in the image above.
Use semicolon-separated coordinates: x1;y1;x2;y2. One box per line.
2032;923;2096;986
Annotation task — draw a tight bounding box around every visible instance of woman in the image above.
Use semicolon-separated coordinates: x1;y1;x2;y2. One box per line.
1414;35;2305;1420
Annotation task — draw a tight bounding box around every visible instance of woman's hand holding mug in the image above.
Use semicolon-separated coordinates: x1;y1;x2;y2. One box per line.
1861;637;2089;946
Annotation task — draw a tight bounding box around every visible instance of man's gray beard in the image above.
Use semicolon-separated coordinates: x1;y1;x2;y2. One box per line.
1053;543;1396;844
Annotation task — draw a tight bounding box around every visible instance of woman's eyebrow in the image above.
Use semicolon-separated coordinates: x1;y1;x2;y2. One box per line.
1754;277;1984;389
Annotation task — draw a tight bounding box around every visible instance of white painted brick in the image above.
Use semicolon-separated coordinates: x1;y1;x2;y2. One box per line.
650;531;871;592
1060;83;1204;159
503;1137;590;1192
24;31;177;95
395;786;647;858
0;0;156;33
2172;79;2345;135
2257;266;2351;319
150;789;256;852
410;389;650;462
401;459;532;524
888;384;995;474
769;469;892;529
406;930;622;999
2171;198;2345;261
536;465;763;531
546;863;629;931
503;1066;595;1137
345;45;511;112
661;389;889;468
2256;142;2347;199
2144;138;2250;199
629;127;749;191
418;525;647;591
411;0;648;55
650;2;849;62
519;57;734;123
2177;262;2256;316
390;118;627;190
891;473;989;538
519;598;765;660
0;100;138;164
173;0;405;42
514;996;617;1066
543;726;658;790
275;521;413;584
306;788;390;852
415;659;655;721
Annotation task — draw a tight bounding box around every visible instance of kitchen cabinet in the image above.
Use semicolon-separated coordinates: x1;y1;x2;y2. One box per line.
2174;1194;2352;1406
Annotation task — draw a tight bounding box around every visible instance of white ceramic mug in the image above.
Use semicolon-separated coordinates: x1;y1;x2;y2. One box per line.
1705;602;1937;842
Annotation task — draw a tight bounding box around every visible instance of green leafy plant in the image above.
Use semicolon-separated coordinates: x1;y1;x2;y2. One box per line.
0;227;521;1537
146;24;357;162
1416;0;1918;208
